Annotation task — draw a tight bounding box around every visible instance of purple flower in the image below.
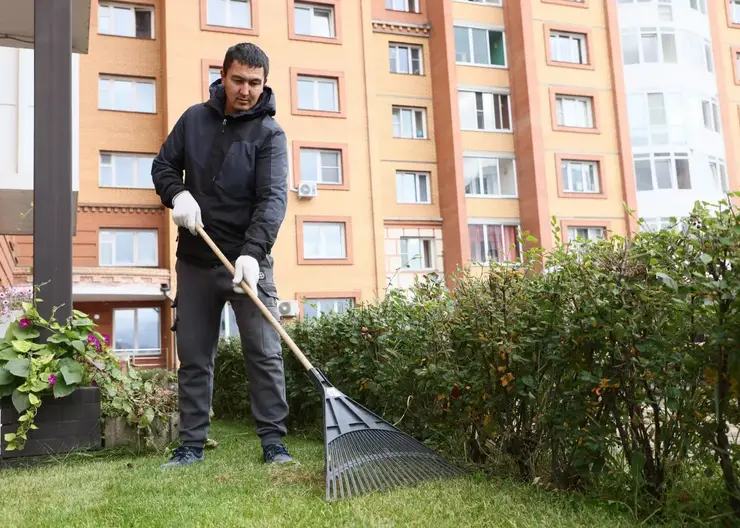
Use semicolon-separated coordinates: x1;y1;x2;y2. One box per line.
91;380;97;387
88;334;102;352
19;318;30;328
48;373;57;386
102;334;111;347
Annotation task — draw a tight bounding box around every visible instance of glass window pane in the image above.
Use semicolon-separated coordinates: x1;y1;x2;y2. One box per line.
398;47;409;73
313;9;332;37
297;79;314;109
230;0;251;28
676;159;691;189
138;231;157;265
114;310;135;351
468;225;485;262
137;308;160;350
135;9;152;38
499;159;516;196
137;156;154;187
100;240;113;266
207;0;227;26
655;159;672;189
480;160;499;195
294;6;311;34
463;157;480;194
113;6;135;37
401;109;413;136
458;92;478;130
300;149;318;181
635;159;653;191
114;155;134;186
417;174;429;202
317;80;336;111
115;231;135;264
471;28;488;65
454;26;470;62
100;164;113;186
135;82;155;113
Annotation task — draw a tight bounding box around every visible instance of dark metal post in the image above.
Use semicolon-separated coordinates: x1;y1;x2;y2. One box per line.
33;0;73;325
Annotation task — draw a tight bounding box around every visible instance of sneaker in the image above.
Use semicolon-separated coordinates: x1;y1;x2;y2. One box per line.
160;446;204;468
263;443;295;464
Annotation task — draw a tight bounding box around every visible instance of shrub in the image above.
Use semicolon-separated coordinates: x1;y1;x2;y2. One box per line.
213;197;740;522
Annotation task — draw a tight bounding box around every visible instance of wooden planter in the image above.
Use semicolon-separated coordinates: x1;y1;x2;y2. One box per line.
0;386;102;460
103;412;178;451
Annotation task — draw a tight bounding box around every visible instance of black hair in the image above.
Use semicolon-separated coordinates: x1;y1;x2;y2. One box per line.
222;42;270;80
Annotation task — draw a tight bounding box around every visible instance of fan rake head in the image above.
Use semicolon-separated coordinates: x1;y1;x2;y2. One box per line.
308;368;465;502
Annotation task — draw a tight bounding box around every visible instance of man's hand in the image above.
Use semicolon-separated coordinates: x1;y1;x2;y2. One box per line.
233;255;259;294
172;191;203;235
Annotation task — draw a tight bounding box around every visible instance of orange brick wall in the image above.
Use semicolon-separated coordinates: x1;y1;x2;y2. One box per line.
0;236;16;288
15;206;166;268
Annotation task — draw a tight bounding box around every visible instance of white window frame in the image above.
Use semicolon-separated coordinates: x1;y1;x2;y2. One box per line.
302;221;347;260
567;226;605;243
561;159;600;194
98;1;155;39
633;152;692;191
98;75;156;113
208;67;221;85
555;95;594;129
702;97;721;133
454;25;507;68
99;229;159;267
458;89;512;132
297;75;339;112
299;147;343;185
689;0;706;14
620;28;677;66
463;155;518;198
389;43;424;75
549;30;588;65
206;0;252;29
400;237;435;270
627;91;685;147
709;157;730;193
732;0;740;25
112;307;161;358
396;171;431;204
392;106;428;139
385;0;420;13
99;152;156;189
294;2;336;38
468;220;522;264
302;297;355;319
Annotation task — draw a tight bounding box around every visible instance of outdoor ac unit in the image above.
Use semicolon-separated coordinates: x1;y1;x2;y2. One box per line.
277;300;299;317
297;181;317;199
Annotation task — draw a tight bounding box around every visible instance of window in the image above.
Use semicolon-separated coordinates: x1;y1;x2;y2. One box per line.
634;152;691;191
392;106;427;138
99;75;156;113
302;221;347;260
658;0;673;22
555;94;594;129
549;30;588;65
454;26;506;67
703;41;713;73
208;67;221;85
206;0;252;29
463;156;517;197
98;2;154;38
99;229;158;267
389;43;423;75
732;0;740;25
299;147;342;185
620;28;677;65
386;0;419;13
297;75;339;112
561;159;600;194
709;157;729;193
99;152;155;189
294;2;335;38
469;223;520;263
567;227;605;242
458;90;511;132
220;303;239;338
702;98;721;132
689;0;706;14
400;237;434;270
303;298;354;319
626;92;685;146
113;308;160;357
396;171;431;204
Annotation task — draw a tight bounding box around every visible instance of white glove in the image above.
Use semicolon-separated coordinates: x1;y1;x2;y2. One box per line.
172;191;203;235
233;255;259;294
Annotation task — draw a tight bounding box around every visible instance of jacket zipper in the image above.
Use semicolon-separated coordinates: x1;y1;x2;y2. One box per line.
222;118;227;133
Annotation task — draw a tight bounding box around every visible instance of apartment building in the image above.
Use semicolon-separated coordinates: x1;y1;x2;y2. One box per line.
0;0;737;369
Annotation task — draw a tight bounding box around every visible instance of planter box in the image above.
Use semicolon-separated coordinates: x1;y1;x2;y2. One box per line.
0;386;102;460
103;412;178;451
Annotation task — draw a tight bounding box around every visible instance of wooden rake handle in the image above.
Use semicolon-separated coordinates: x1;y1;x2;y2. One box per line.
195;224;314;372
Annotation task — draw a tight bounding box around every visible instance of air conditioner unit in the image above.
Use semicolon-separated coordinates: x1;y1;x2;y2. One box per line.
297;181;318;199
277;300;299;317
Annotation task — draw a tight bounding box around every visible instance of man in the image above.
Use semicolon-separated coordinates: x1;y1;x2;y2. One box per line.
151;42;293;467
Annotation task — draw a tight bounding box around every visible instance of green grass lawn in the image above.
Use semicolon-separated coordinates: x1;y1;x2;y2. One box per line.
0;420;636;527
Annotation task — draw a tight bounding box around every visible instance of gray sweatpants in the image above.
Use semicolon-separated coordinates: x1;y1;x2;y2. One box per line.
173;256;288;448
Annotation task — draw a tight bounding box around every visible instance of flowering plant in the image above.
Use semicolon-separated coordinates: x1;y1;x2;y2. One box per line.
0;295;132;451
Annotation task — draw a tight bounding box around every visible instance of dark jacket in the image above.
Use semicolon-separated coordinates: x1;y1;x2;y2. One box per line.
151;79;288;268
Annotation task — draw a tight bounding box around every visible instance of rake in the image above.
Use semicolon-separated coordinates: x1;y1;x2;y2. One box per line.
195;225;464;502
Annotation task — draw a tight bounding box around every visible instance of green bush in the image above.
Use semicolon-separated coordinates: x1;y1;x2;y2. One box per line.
213;197;740;523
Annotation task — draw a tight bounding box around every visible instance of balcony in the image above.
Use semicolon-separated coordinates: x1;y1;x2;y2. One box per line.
0;46;80;235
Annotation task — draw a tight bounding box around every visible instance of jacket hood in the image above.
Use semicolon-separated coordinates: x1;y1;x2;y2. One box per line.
205;78;277;119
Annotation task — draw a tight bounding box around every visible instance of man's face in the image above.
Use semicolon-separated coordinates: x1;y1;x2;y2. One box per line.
221;62;265;114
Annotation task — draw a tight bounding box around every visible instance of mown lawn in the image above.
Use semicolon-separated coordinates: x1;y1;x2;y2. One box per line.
0;420;637;527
